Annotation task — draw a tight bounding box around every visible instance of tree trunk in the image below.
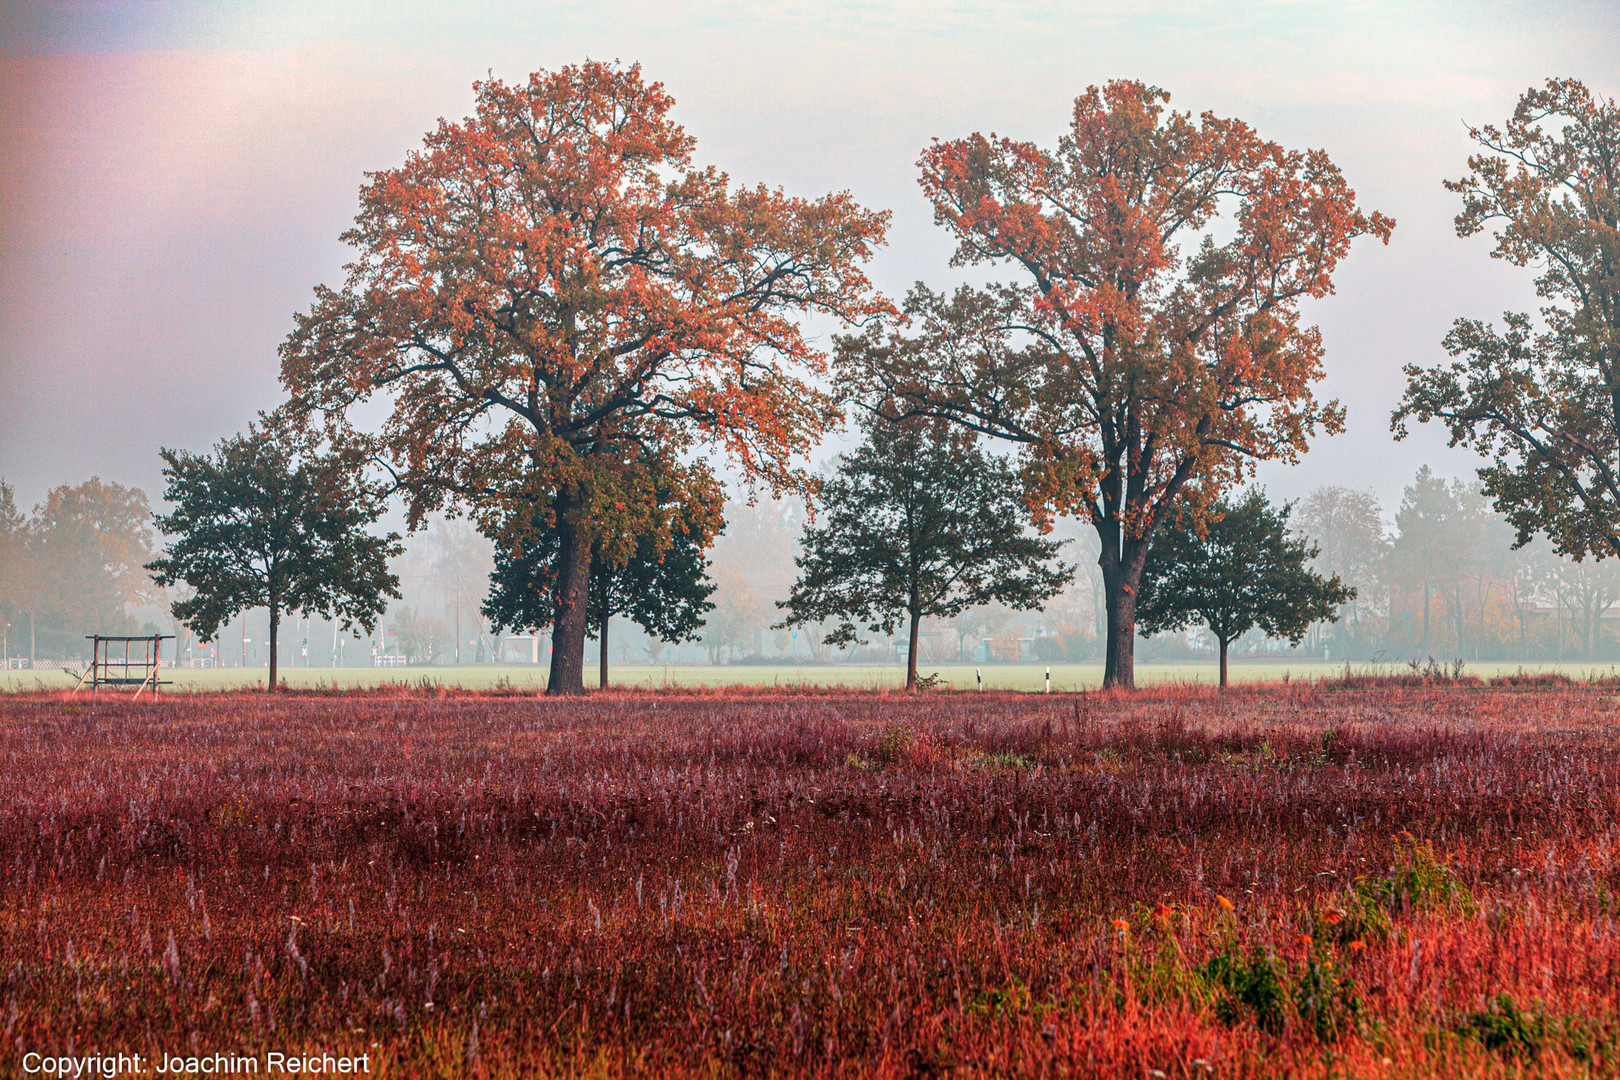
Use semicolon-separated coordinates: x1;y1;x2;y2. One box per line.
905;609;920;691
599;614;610;691
1219;637;1231;688
547;494;592;696
1455;585;1465;656
1101;574;1138;690
1421;581;1431;658
1097;525;1150;691
268;598;280;692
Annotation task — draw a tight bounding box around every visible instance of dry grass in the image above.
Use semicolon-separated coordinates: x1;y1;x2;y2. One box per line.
4;685;1620;1077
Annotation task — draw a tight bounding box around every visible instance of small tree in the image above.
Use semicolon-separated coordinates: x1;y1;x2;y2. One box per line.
779;418;1070;690
148;423;402;690
1137;488;1352;687
392;606;449;665
483;462;720;688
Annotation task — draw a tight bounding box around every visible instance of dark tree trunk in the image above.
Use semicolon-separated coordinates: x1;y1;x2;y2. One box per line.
547;494;592;696
1103;581;1137;690
1097;524;1151;691
268;597;280;692
905;609;920;691
1219;637;1229;688
599;614;610;691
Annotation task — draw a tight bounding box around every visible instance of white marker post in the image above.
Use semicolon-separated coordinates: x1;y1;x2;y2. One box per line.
1045;667;1051;693
976;668;982;691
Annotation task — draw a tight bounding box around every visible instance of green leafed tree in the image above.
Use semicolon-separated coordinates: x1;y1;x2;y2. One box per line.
1137;488;1352;686
147;422;403;690
1395;78;1620;559
779;417;1070;690
482;459;721;688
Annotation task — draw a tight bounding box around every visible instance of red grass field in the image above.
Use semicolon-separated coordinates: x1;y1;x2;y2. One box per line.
3;686;1619;1077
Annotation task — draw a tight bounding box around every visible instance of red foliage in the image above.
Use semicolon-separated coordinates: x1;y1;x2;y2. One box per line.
858;81;1393;689
3;687;1618;1075
279;61;891;695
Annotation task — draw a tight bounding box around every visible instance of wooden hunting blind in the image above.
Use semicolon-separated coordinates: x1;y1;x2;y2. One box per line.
73;635;174;698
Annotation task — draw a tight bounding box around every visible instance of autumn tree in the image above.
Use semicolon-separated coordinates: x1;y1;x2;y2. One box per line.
1137;488;1351;687
482;457;721;687
838;81;1391;688
1395;79;1620;562
279;61;889;695
147;423;402;691
0;478;152;662
391;607;450;666
24;478;155;659
779;418;1069;690
704;566;763;664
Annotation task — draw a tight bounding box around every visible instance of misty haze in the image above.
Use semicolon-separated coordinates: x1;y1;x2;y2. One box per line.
5;5;1620;1078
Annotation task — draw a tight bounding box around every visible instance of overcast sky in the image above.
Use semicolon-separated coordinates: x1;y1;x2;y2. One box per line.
3;0;1618;519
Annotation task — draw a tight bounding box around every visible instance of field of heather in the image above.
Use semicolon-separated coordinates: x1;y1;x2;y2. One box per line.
4;687;1620;1078
11;660;1620;697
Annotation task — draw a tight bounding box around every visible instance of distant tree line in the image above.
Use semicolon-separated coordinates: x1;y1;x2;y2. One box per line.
0;478;154;662
1276;468;1620;664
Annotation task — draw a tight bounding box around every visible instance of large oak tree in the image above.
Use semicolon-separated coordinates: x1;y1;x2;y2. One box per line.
1395;78;1620;561
280;61;889;694
839;81;1390;688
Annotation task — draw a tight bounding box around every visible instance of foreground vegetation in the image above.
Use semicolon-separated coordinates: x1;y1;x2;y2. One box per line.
4;686;1619;1076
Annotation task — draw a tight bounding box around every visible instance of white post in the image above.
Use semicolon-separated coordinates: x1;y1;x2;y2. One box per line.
976;667;982;691
1045;667;1051;694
